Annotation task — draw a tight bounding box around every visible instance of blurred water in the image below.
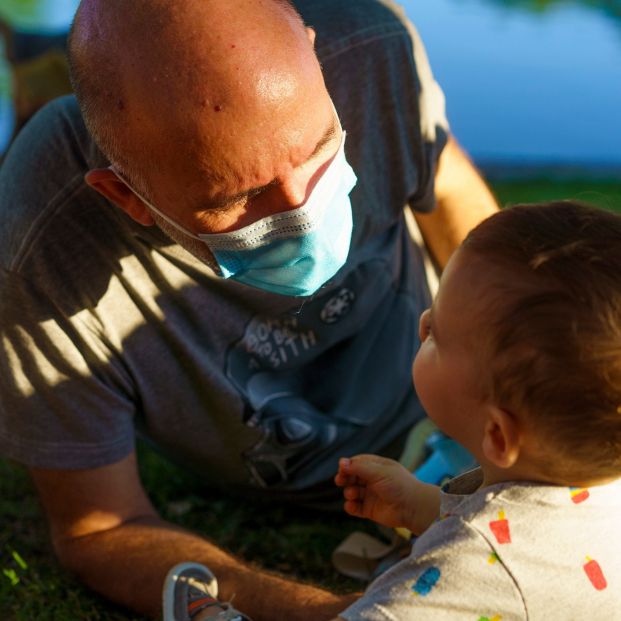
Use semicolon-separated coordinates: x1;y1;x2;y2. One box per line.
404;0;621;168
0;0;80;35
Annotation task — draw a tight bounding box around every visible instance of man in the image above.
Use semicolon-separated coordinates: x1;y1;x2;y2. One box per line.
0;0;498;619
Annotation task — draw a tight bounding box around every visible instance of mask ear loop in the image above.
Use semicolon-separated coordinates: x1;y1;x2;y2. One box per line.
108;165;204;241
108;165;223;274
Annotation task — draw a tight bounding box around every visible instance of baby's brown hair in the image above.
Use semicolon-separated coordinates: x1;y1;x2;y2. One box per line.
462;201;621;481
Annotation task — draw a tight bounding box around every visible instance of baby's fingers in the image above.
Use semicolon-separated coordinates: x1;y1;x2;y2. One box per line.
334;471;358;488
343;485;365;501
335;458;358;487
347;455;399;483
343;499;364;518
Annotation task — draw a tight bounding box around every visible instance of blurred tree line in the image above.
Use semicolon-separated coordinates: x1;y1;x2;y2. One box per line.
479;0;620;20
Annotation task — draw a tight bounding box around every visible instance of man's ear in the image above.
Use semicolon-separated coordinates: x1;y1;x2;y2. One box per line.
481;406;522;469
305;26;316;47
85;169;155;226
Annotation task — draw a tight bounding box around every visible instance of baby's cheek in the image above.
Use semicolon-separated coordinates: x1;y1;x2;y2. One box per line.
412;344;442;422
412;349;427;398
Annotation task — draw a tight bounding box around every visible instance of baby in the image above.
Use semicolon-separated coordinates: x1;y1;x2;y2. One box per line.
334;201;621;620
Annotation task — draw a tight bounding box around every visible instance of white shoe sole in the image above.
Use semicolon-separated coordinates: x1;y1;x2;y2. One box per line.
162;562;219;621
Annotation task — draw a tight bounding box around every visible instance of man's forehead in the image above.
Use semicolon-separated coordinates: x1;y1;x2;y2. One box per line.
183;103;341;212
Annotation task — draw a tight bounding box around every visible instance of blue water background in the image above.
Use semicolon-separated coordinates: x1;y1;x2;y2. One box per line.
403;0;621;169
0;0;80;35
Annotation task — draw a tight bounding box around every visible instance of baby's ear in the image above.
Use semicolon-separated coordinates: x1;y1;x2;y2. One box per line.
481;406;521;469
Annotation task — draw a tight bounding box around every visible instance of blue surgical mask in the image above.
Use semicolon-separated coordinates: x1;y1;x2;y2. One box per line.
112;132;358;297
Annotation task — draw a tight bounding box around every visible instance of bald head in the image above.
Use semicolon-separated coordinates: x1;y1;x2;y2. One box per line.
68;0;328;201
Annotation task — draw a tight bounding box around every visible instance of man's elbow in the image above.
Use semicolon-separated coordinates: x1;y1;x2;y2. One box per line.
51;512;161;577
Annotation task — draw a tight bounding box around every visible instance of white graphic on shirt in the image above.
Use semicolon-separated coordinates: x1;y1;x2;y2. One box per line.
241;317;318;371
224;255;413;489
320;288;356;324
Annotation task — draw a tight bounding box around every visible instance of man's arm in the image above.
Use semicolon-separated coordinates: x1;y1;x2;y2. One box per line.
414;135;499;270
31;452;355;621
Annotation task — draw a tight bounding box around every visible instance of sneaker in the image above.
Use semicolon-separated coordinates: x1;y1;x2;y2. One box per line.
162;562;253;621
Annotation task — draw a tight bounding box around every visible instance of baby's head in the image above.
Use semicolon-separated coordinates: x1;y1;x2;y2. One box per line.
414;201;621;485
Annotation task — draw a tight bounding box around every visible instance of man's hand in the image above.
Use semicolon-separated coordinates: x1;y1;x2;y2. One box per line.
335;455;440;536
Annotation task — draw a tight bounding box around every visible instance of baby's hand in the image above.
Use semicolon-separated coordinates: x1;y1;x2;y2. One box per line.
335;455;417;529
335;454;441;534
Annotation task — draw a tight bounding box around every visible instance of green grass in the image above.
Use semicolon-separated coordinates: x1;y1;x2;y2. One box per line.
2;177;620;620
491;178;621;212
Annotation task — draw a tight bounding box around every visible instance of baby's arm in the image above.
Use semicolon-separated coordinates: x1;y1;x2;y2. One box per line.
334;455;441;536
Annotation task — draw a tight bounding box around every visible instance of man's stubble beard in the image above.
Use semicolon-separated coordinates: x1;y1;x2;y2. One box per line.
151;212;221;274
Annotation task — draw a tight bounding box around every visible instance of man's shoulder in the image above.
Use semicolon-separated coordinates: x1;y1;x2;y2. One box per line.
0;95;105;270
297;0;412;55
295;0;408;30
2;94;99;177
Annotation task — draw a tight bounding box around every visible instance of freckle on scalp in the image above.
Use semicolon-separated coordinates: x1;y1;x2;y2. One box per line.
117;99;125;111
214;105;222;112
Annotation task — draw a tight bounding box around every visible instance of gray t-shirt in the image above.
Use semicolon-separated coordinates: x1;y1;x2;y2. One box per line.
0;0;449;497
342;469;621;620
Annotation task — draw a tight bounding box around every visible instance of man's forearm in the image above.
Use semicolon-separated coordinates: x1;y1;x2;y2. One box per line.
56;515;356;621
415;136;499;270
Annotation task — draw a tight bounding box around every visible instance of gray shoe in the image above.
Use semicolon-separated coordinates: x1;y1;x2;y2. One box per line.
162;562;253;621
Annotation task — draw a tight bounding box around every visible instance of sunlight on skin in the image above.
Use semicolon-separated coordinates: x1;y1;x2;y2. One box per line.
256;70;298;104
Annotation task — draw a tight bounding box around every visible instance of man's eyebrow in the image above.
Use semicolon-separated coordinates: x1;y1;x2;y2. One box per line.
308;114;340;162
207;114;340;212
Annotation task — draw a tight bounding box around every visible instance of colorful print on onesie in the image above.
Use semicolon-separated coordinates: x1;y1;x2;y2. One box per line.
341;469;621;620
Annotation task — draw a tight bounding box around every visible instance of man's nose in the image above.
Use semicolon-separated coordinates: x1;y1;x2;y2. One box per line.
274;173;312;210
273;154;332;212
